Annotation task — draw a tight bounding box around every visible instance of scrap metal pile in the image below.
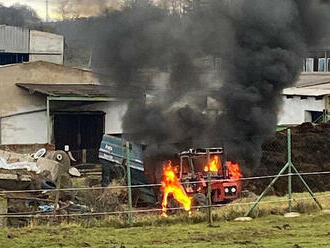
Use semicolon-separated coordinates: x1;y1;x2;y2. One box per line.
0;149;83;225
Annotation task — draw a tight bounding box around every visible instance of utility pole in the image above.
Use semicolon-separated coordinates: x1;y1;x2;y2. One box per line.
46;0;49;22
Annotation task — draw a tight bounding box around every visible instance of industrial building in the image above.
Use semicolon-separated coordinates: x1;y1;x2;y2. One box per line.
279;73;330;125
0;25;64;65
0;61;131;163
303;37;330;72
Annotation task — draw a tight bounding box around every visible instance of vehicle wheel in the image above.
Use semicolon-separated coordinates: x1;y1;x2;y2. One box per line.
193;193;207;208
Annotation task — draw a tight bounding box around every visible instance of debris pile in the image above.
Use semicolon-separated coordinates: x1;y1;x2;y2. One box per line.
0;149;80;225
246;122;330;195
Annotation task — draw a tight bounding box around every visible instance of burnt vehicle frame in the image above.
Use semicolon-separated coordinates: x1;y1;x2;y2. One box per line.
177;147;241;205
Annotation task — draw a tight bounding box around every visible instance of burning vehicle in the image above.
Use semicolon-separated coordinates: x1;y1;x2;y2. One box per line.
99;135;242;213
161;148;242;216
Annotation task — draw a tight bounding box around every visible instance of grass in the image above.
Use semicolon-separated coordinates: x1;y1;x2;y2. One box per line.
0;212;330;247
0;192;329;248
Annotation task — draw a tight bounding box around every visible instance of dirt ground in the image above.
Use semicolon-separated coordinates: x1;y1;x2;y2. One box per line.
247;122;330;195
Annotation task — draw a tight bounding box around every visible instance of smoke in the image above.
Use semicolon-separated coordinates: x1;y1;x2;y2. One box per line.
218;0;304;165
219;0;330;166
91;0;330;168
0;3;41;27
93;2;212;161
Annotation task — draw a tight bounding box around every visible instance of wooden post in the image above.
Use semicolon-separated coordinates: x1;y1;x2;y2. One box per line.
53;179;61;222
82;149;87;163
0;194;7;227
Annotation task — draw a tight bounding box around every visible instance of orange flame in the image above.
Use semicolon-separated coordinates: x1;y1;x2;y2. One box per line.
204;155;221;172
161;161;192;217
226;161;242;179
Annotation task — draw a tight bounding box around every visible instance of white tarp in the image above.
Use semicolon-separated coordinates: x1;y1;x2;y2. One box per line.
0;157;40;173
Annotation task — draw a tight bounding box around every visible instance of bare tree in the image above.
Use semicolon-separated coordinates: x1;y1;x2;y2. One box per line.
57;0;71;20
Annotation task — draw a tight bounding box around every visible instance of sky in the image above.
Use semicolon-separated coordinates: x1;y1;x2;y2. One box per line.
0;0;122;21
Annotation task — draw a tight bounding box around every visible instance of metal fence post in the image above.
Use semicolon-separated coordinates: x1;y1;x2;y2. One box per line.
206;149;213;226
291;164;323;210
287;129;292;213
245;128;322;217
126;141;133;226
244;162;289;217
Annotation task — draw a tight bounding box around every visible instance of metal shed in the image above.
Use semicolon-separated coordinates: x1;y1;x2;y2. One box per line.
0;25;29;54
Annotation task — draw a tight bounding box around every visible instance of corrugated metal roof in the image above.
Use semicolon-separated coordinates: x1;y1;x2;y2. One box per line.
16;83;143;99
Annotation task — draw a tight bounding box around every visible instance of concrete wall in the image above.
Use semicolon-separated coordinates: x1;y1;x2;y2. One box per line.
1;111;47;145
0;61;99;117
278;95;325;125
29;30;64;65
0;101;127;145
101;102;128;134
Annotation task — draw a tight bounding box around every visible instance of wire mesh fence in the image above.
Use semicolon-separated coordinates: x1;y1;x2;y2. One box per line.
0;127;329;227
0;171;329;226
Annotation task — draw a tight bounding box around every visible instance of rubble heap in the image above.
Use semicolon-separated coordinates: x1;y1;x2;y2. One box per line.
246;122;330;195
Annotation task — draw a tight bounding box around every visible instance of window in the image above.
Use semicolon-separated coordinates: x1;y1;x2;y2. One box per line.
319;58;326;72
305;111;324;123
315;96;323;100
286;95;293;99
300;96;307;100
305;58;314;72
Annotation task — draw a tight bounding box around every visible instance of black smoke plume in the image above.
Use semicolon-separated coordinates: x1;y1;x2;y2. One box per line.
219;0;330;166
94;2;216;164
91;0;330;170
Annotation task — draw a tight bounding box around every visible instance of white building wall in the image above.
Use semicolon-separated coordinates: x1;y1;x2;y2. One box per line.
29;30;64;65
0;101;127;145
1;111;47;144
29;54;63;65
278;95;325;125
103;102;128;134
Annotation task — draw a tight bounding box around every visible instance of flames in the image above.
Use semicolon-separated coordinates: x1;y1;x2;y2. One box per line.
161;161;192;217
226;161;243;180
160;158;242;217
204;155;221;172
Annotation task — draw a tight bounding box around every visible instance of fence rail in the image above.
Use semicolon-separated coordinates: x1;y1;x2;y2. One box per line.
0;128;329;226
0;189;330;219
0;170;329;221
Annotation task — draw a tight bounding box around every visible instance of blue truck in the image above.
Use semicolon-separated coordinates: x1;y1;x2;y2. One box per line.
98;134;156;205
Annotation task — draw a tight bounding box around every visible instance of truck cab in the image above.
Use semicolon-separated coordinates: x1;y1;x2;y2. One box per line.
178;148;241;204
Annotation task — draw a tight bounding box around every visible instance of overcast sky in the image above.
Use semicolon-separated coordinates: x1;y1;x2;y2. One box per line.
0;0;122;21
